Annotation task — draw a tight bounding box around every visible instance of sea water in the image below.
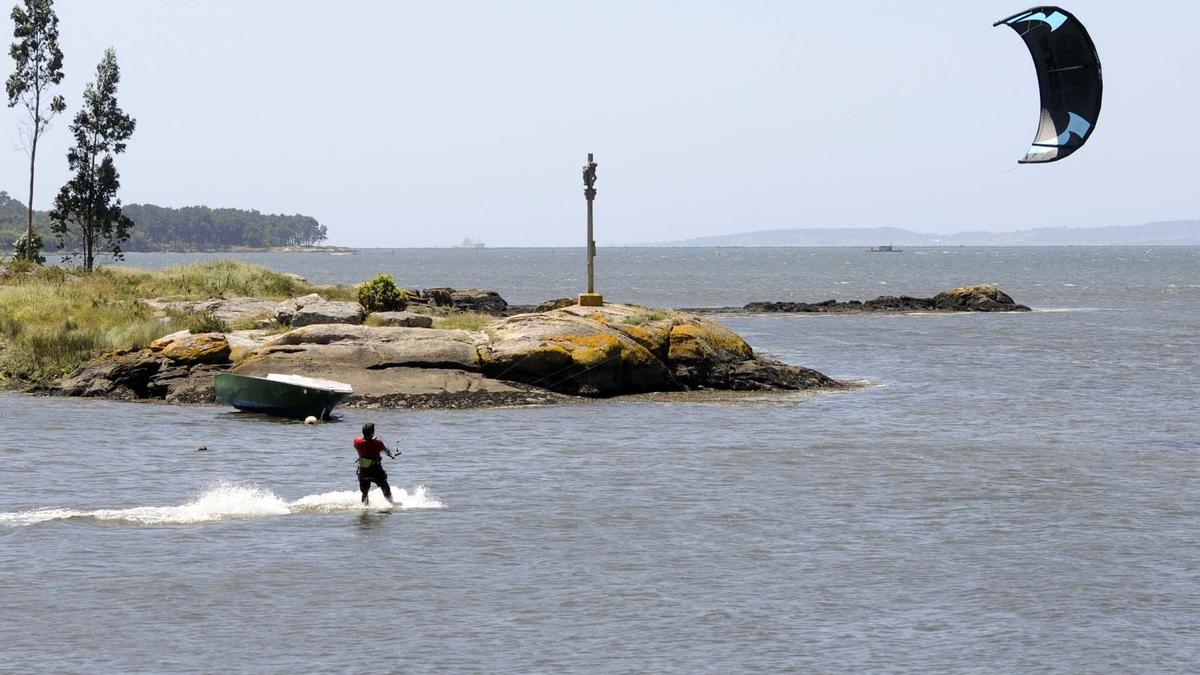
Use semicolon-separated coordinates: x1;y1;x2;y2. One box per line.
2;247;1198;672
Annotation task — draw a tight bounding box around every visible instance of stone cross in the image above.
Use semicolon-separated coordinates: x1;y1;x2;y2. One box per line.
579;153;603;306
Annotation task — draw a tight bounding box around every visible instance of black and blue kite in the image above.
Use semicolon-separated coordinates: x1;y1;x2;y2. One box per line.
995;6;1102;164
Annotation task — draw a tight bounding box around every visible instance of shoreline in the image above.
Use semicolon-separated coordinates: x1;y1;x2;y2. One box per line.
2;261;851;410
4;379;863;413
2;261;1024;413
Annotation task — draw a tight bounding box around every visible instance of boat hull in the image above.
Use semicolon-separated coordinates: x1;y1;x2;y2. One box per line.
214;373;351;419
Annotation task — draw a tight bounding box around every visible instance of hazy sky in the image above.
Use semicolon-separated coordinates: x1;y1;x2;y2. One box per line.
1;1;1196;246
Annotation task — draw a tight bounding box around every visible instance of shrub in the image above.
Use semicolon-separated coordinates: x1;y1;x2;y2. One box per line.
357;273;407;313
189;312;231;334
11;231;46;265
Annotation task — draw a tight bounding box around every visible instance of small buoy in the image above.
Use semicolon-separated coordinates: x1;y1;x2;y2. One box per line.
197;445;207;452
304;416;319;425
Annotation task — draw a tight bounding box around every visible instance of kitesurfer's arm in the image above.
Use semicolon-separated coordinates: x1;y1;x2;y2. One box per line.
382;441;400;459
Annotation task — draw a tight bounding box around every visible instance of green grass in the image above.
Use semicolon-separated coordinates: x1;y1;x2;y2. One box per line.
0;259;353;384
188;312;231;334
430;312;499;332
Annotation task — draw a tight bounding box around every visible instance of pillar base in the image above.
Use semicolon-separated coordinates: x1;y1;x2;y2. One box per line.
577;293;604;307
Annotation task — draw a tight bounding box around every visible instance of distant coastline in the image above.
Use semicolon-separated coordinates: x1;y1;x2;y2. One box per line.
646;220;1200;247
1;192;329;253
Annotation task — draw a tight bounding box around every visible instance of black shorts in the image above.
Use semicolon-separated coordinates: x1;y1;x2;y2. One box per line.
357;464;388;485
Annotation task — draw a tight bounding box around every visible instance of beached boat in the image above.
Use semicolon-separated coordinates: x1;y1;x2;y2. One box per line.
214;373;353;419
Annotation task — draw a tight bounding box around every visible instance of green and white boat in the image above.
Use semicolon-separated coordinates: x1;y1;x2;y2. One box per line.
214;373;354;420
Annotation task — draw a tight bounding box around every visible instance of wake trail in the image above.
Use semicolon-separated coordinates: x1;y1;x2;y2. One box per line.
0;481;444;527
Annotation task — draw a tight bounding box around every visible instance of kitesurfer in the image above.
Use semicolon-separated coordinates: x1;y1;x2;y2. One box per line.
354;422;399;506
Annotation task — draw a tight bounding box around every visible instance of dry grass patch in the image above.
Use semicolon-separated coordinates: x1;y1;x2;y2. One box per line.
0;259;337;384
431;312;500;332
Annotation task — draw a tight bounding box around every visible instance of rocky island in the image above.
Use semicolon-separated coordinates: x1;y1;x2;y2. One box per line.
2;261;1031;412
686;284;1032;314
56;290;843;409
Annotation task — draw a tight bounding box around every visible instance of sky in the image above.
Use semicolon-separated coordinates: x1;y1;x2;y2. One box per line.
1;1;1197;247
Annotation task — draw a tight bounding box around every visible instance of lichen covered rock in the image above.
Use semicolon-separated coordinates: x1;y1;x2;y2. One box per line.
54;301;842;406
481;311;670;396
150;332;231;365
933;284;1030;311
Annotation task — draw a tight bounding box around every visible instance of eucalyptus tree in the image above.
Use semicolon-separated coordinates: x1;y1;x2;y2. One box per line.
6;0;65;262
50;48;135;271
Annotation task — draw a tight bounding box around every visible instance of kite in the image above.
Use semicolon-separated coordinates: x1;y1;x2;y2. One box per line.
995;7;1102;163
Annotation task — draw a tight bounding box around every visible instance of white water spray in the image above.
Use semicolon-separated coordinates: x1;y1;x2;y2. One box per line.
0;481;444;527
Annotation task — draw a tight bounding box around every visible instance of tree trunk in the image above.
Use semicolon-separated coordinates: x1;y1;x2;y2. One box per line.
84;208;94;272
85;227;93;272
25;126;39;262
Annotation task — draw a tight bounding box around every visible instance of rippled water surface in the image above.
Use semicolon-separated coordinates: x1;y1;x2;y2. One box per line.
3;247;1199;673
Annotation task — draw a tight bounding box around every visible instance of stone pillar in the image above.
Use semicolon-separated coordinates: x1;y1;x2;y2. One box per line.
578;152;603;307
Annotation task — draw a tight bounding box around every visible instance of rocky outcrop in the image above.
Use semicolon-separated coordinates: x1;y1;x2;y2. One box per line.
230;303;837;401
275;293;364;327
931;284;1026;312
59;344;231;403
142;297;279;324
56;302;844;407
368;311;434;328
478;303;839;396
223;329;276;354
59;349;168;399
274;293;321;325
243;324;484;372
230;324;520;406
726;357;841;391
666;317;754;388
292;299;364;327
149;331;231;365
424;287;508;315
481;310;672;397
532;298;577;313
706;284;1031;314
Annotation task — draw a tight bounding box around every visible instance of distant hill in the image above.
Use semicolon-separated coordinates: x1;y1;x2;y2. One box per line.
0;192;327;252
652;221;1200;247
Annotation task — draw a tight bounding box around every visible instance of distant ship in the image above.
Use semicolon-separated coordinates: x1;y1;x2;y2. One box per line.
456;236;486;249
868;244;902;252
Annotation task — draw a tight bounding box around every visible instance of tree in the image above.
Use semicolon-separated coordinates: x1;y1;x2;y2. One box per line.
6;0;65;263
50;48;135;271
